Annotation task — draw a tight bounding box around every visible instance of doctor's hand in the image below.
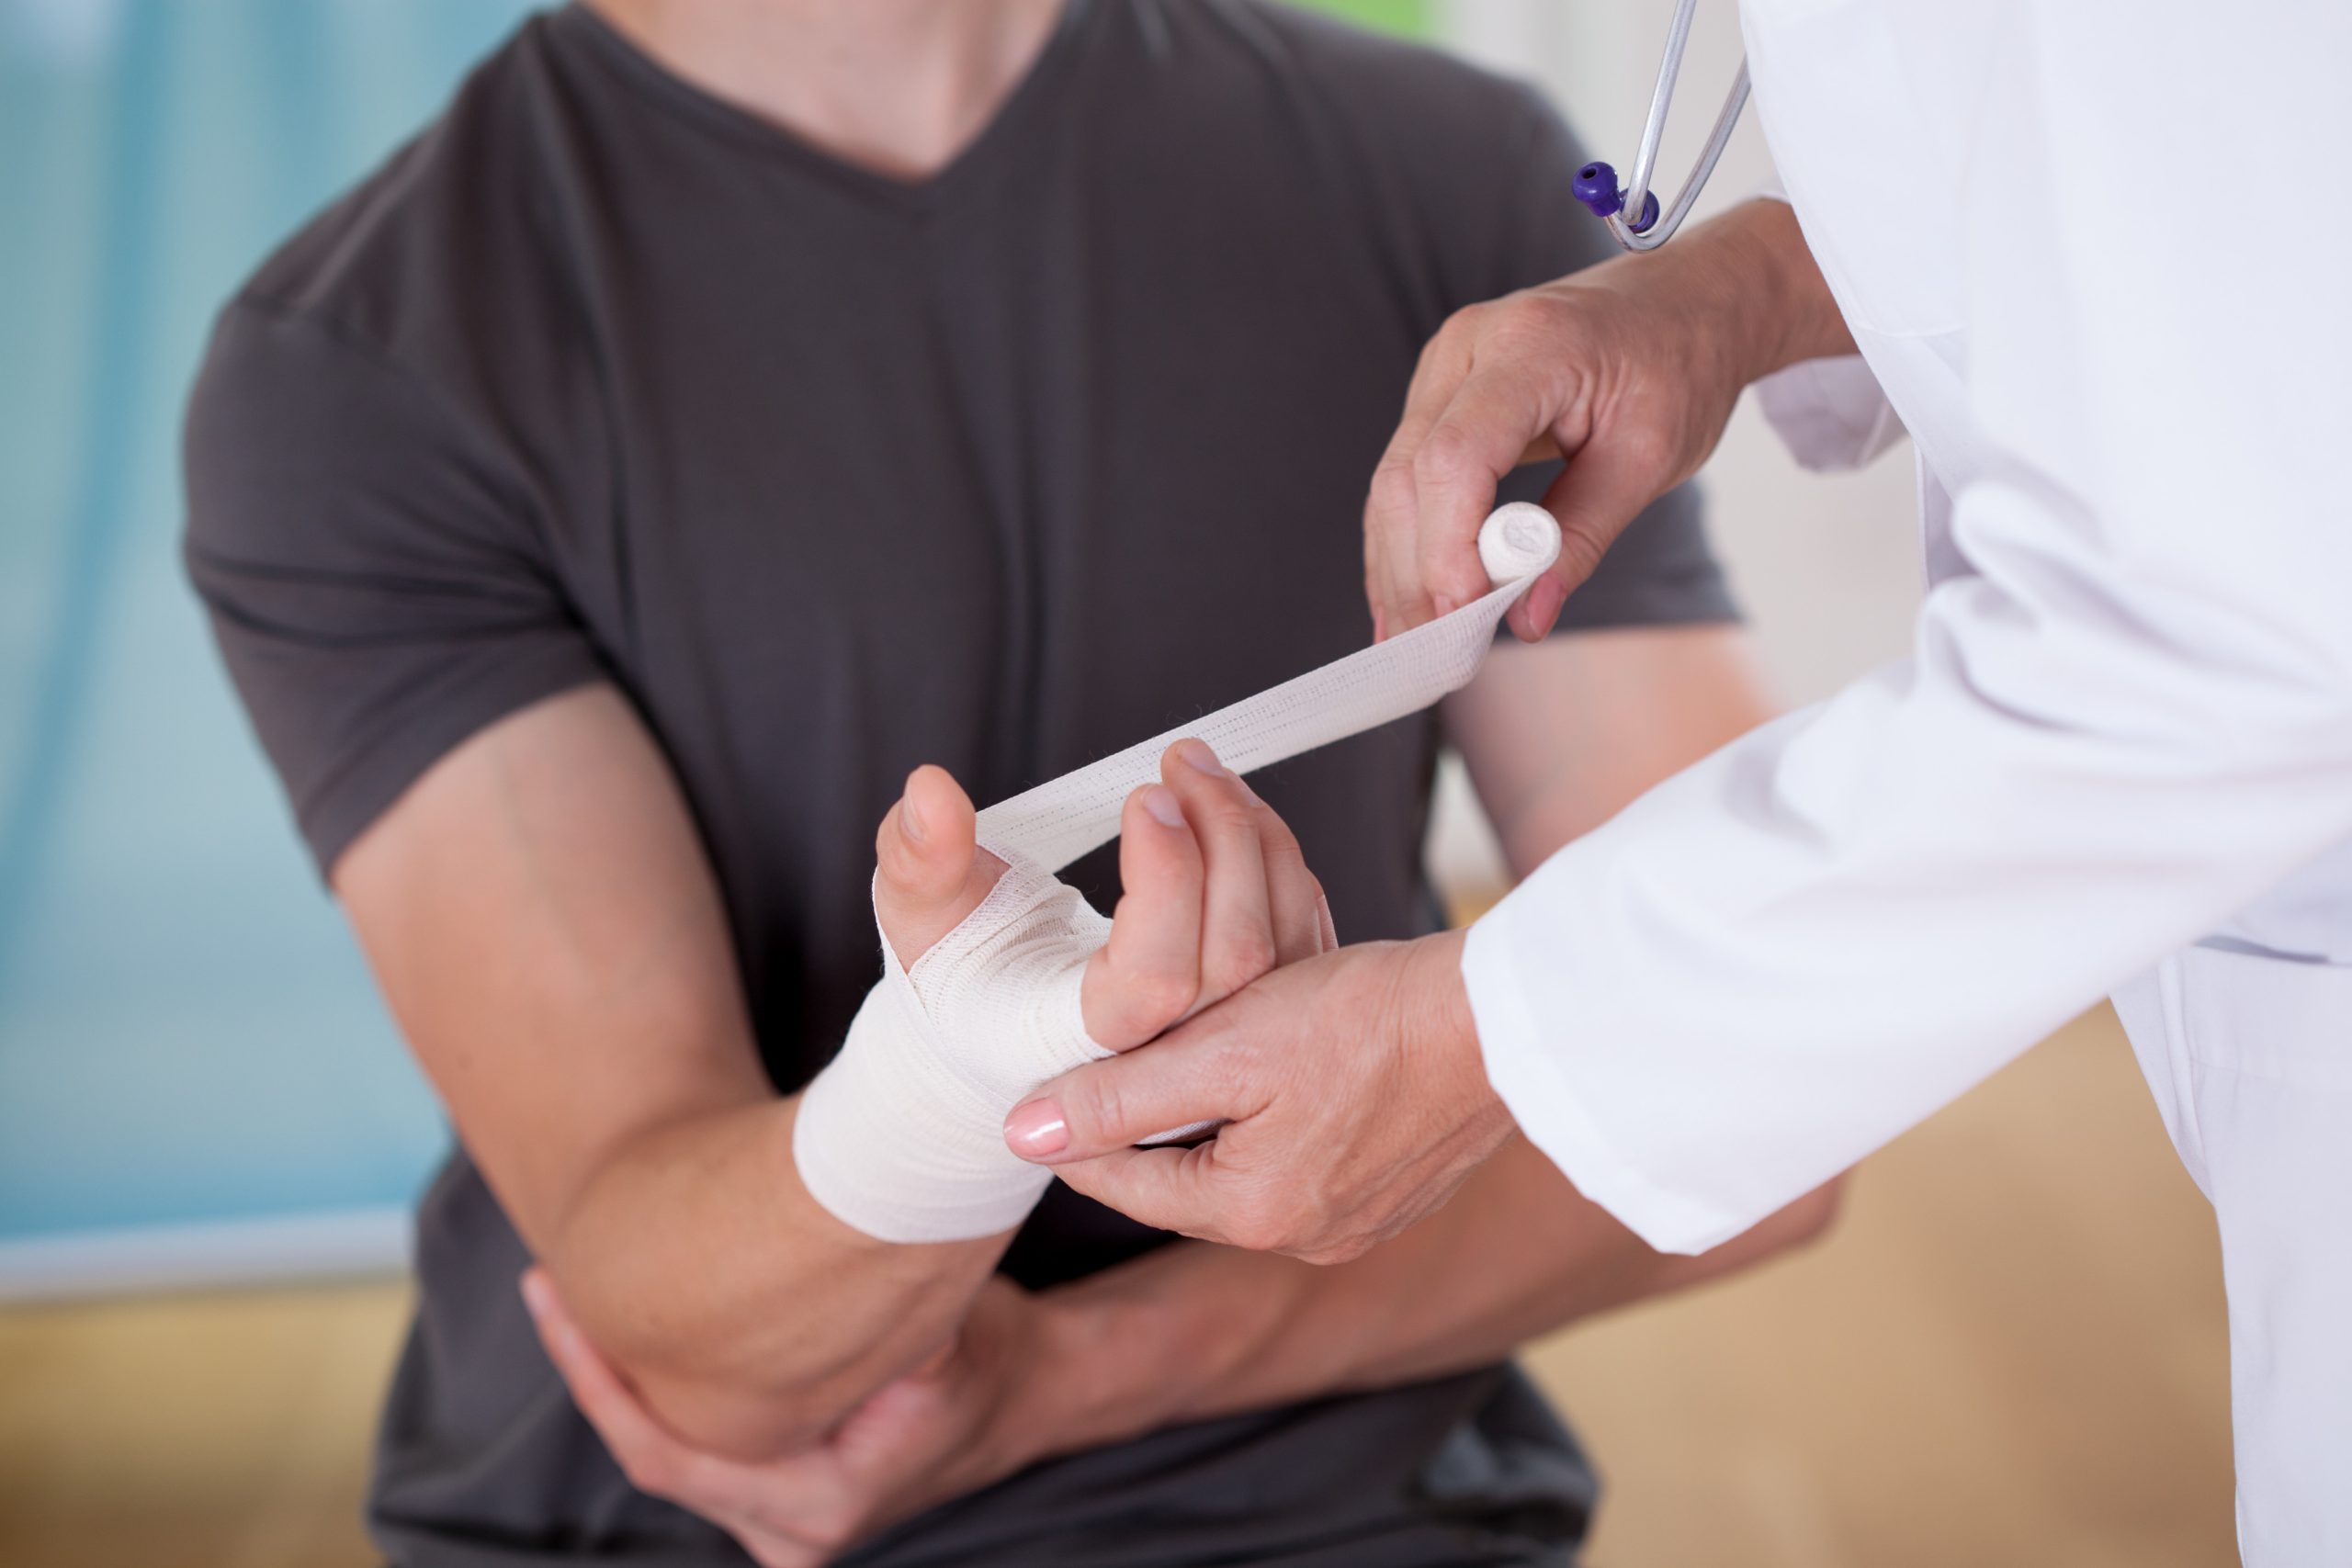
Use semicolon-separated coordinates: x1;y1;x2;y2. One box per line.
1368;197;1850;642
1002;929;1510;1265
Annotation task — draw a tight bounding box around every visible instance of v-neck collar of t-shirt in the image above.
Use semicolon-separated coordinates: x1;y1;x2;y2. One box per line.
550;0;1095;211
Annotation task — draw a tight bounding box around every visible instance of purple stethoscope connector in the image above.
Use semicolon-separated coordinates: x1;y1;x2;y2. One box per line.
1571;162;1659;233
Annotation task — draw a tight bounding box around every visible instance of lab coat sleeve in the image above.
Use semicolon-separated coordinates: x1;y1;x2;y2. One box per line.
1747;185;1907;472
1751;355;1907;472
1464;3;2352;1253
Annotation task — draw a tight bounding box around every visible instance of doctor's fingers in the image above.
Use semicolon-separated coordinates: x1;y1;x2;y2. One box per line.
1411;356;1581;641
1004;1007;1273;1168
1083;785;1206;1050
1367;307;1570;637
1050;1130;1363;1262
1047;1144;1268;1251
1364;314;1481;636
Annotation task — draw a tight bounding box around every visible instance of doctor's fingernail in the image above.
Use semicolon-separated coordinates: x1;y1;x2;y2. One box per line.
899;791;929;843
1530;577;1566;630
1432;592;1459;618
1177;739;1227;776
1142;785;1185;828
1005;1100;1069;1158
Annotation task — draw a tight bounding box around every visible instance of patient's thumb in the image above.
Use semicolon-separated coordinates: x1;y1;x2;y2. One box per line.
875;764;984;964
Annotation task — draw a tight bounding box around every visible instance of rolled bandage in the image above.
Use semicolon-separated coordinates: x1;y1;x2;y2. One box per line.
794;503;1563;1242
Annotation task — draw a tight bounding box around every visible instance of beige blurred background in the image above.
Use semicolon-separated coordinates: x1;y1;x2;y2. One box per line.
0;2;2236;1564
0;1003;2235;1567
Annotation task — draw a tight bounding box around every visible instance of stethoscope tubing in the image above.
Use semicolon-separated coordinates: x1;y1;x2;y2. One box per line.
1593;0;1751;253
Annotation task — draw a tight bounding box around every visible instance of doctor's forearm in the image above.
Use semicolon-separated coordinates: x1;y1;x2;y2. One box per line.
1641;197;1853;397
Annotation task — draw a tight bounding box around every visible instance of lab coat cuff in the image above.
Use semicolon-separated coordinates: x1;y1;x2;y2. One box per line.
1752;355;1905;473
1462;908;1749;1256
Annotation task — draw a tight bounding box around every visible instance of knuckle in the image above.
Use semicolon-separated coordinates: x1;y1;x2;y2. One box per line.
1256;823;1306;874
873;821;923;893
1367;458;1418;517
1226;1190;1294;1254
1127;966;1199;1030
1228;1213;1280;1253
1436;299;1491;345
1411;421;1477;487
1200;1032;1259;1103
1488;290;1565;348
1069;1069;1125;1144
1211;931;1279;992
1316;1233;1376;1266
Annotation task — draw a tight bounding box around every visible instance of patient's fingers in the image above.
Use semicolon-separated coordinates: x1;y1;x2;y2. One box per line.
1159;740;1276;1008
874;764;1003;968
1245;785;1326;964
1082;785;1205;1048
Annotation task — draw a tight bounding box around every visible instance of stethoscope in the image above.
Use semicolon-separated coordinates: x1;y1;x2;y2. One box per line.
1569;0;1749;252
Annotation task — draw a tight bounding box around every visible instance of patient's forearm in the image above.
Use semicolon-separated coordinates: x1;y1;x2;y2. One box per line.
533;1094;1009;1459
1029;1139;1839;1452
337;686;1007;1460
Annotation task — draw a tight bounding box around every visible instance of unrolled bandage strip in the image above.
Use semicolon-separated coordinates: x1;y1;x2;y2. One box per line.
794;503;1563;1243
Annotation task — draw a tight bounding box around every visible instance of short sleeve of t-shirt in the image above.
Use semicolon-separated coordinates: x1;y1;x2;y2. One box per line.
184;299;607;876
1474;82;1736;635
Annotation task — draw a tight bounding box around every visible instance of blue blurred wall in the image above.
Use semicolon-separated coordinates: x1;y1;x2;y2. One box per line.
0;0;536;1262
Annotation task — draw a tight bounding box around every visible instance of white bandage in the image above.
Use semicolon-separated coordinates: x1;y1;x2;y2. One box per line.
793;504;1562;1242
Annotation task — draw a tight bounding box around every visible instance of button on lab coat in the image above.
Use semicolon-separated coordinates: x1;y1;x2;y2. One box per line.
1460;3;2352;1560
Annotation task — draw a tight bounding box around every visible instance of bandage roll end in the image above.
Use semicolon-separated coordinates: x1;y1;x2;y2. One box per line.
1476;502;1563;587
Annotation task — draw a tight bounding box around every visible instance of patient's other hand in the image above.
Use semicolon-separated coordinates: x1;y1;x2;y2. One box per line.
525;1267;1057;1566
871;740;1335;1052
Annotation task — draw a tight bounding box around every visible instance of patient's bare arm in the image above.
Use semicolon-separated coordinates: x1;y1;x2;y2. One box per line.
334;683;1312;1459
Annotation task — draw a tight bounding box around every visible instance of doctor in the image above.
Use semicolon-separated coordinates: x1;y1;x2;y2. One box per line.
1002;2;2352;1560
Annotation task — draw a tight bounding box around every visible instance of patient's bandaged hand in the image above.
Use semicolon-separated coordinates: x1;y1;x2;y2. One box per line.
792;504;1562;1243
796;853;1113;1243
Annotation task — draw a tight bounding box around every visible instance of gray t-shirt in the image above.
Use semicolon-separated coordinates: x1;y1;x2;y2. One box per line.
184;4;1735;1564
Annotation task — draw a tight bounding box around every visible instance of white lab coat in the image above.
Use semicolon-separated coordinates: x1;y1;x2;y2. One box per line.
1459;3;2352;1560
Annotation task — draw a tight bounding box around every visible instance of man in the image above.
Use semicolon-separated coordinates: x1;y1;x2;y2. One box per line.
185;2;1832;1563
1009;5;2352;1562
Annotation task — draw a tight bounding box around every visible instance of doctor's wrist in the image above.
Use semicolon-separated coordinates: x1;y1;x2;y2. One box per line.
1400;928;1514;1154
1705;197;1855;380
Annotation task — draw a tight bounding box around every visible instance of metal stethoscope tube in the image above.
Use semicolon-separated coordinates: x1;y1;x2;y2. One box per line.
1570;0;1750;253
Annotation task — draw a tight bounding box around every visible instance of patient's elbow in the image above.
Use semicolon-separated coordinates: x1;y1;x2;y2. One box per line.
560;1281;882;1461
628;1361;854;1461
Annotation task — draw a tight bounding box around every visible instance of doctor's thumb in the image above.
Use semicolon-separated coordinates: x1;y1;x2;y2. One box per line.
1005;1043;1230;1166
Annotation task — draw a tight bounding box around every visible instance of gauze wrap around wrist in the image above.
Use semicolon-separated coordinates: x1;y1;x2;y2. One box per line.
794;504;1563;1242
